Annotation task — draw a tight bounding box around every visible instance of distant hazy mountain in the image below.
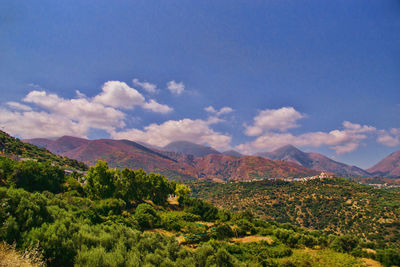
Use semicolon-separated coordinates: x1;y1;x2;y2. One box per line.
163;141;221;157
367;150;400;177
222;150;243;157
24;137;318;181
26;136;89;155
256;145;370;177
134;141;164;151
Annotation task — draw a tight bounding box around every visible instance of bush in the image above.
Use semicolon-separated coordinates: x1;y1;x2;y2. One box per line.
376;248;400;267
180;197;218;221
7;161;65;193
330;235;359;253
215;224;234;240
134;203;160;229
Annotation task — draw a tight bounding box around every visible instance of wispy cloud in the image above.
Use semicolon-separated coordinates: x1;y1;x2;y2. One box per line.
377;128;400;147
6;101;32;111
132;78;157;94
204;106;234;116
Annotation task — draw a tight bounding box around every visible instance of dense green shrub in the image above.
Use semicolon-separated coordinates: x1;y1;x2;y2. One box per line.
180;196;218;221
376;248;400;267
7;160;65;193
134;203;160;229
330;235;359;253
215;224;235;240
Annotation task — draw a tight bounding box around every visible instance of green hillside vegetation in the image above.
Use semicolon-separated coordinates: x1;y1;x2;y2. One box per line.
1;157;396;266
190;179;400;250
0;130;87;171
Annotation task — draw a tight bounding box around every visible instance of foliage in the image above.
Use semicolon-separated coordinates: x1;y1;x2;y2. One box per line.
85;162;175;205
0;130;87;171
175;183;191;199
85;161;116;199
376;248;400;267
330;235;359;253
191;178;400;248
215;224;234;240
134;203;160;229
0;152;397;266
7;160;65;193
179;196;218;221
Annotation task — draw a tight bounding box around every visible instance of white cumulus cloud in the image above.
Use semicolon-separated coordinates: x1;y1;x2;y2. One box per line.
142;99;173;114
237;119;378;155
1;79;174;138
93;81;146;109
24;90;126;132
93;81;171;113
112;118;231;150
244;107;305;136
0;108;87;139
167;80;185;95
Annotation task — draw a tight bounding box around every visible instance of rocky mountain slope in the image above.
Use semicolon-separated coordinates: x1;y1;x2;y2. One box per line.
256;145;370;177
367;150;400;177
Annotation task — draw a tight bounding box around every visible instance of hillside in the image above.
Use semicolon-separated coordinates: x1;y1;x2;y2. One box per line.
25;136;89;154
24;136;318;181
368;150;400;177
63;138;197;181
191;178;400;248
163;141;221;157
257;145;370;177
0;131;86;171
0;131;397;266
1;156;389;266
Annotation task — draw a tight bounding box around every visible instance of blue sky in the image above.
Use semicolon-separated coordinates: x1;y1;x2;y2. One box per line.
1;0;399;168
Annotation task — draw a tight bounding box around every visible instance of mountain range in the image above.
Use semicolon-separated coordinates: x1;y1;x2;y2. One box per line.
25;136;400;179
25;136;318;181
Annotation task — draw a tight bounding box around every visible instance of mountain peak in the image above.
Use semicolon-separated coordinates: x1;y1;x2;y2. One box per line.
273;144;303;154
256;145;370;177
163;141;221;157
57;135;88;142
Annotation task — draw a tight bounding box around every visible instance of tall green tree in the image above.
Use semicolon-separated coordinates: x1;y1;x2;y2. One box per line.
7;161;65;193
84;161;116;199
147;173;174;205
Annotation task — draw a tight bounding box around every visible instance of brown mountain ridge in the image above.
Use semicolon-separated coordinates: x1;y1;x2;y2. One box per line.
25;136;318;181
